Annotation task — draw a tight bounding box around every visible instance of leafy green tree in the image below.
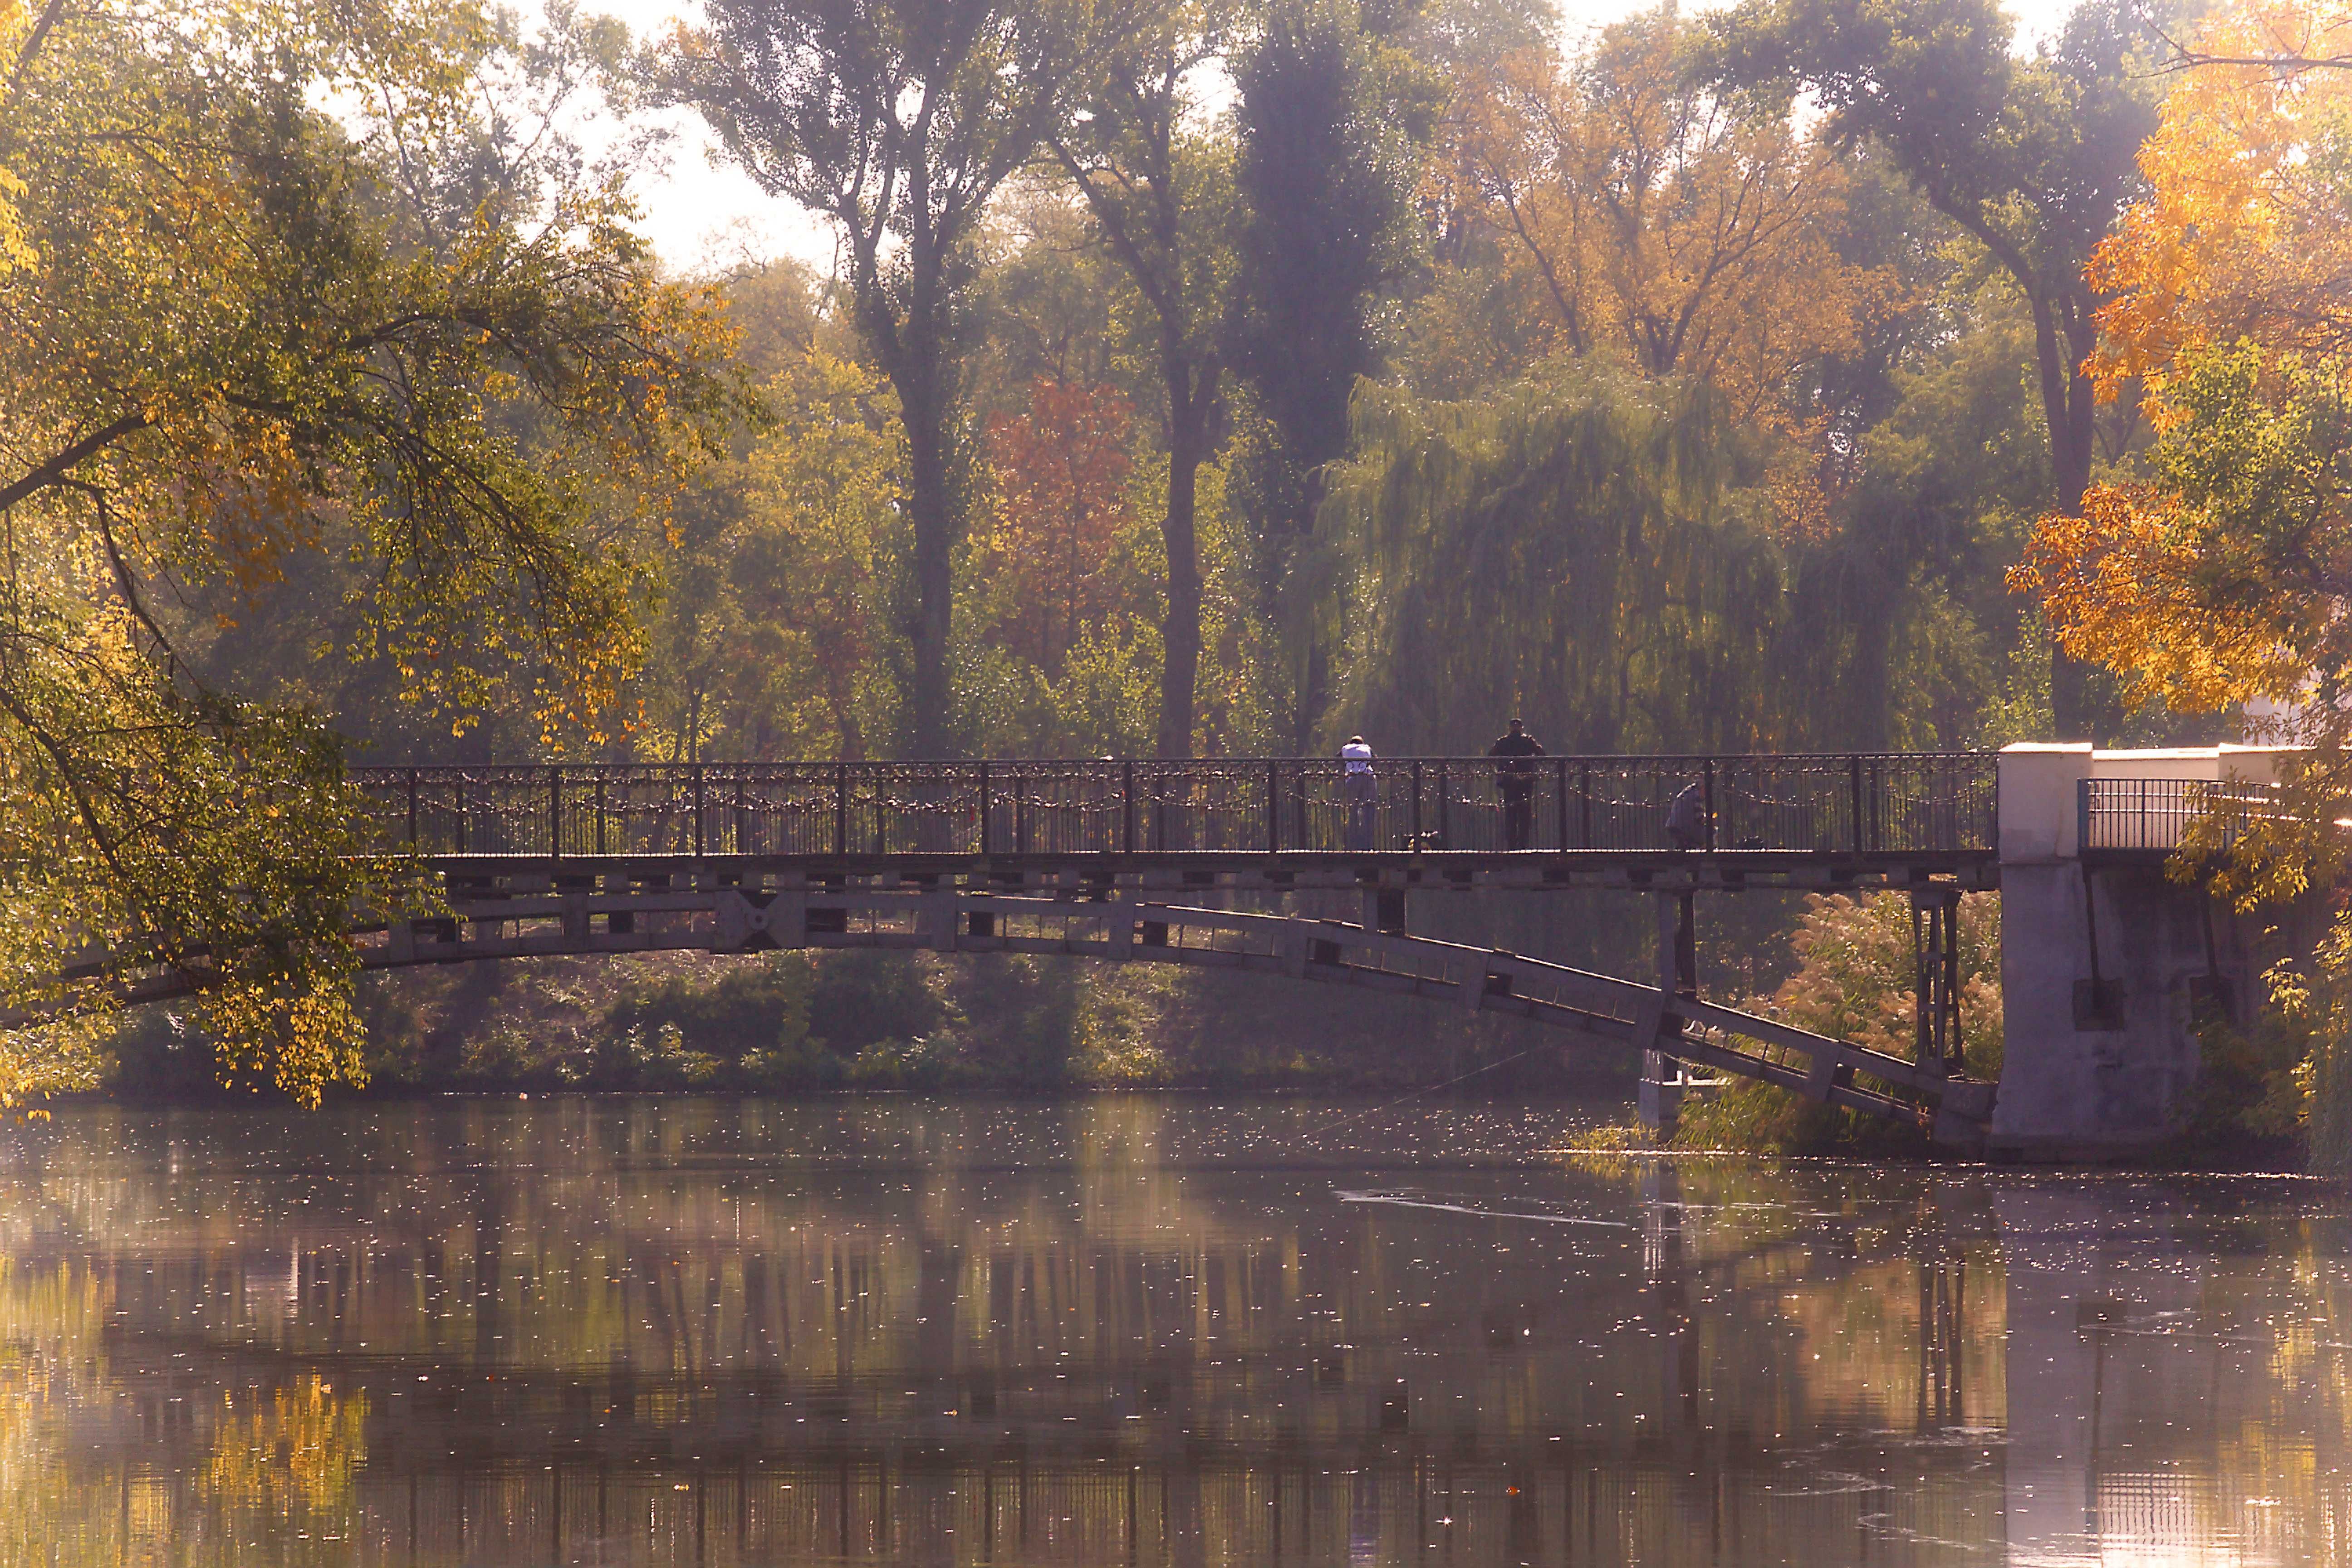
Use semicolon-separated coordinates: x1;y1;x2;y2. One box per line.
1050;0;1242;754
667;0;1151;755
1704;0;2163;518
1230;0;1434;743
0;0;738;1105
643;351;908;763
1323;362;1793;750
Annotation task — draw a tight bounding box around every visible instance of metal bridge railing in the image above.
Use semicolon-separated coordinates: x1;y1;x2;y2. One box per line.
348;753;2000;860
2078;777;2288;853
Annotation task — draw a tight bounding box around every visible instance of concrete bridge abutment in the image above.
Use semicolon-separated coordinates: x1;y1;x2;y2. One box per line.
1991;744;2280;1160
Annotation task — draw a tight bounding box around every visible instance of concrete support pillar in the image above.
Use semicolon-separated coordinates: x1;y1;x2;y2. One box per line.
1638;889;1693;1140
926;891;960;953
1990;744;2274;1158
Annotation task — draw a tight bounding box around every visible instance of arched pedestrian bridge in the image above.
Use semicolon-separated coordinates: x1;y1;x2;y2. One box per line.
335;754;2003;1149
51;745;2307;1158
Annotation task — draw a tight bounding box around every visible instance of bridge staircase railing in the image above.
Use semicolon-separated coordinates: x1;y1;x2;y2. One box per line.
350;754;1999;861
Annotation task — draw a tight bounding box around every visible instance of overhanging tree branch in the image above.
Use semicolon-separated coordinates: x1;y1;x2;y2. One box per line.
0;412;152;514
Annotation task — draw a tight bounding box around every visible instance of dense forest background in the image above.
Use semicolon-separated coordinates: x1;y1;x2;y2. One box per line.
136;0;2185;1097
14;0;2320;1112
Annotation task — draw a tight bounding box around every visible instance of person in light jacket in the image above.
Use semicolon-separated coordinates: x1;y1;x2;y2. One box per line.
1342;736;1377;851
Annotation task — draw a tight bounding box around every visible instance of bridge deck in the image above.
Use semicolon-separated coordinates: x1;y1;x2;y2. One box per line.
357;753;1999;889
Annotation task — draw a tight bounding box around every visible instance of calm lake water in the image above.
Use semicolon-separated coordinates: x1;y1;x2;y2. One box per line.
0;1095;2346;1566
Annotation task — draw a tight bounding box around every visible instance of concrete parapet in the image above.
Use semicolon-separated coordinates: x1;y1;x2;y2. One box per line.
1998;744;2094;863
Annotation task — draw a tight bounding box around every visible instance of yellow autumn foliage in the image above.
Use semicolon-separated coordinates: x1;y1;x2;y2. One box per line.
2087;1;2352;397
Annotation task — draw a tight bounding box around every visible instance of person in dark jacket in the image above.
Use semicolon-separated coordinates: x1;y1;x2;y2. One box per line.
1666;780;1707;851
1488;719;1544;850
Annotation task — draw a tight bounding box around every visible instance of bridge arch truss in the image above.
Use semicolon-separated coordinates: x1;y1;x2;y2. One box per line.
360;872;1993;1148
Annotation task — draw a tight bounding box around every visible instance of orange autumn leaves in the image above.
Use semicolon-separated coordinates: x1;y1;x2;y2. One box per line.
982;377;1139;680
2011;0;2352;720
1444;10;1887;426
2012;482;2316;715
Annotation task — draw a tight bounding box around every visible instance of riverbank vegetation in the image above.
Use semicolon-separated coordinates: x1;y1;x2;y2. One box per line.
1669;891;2002;1156
5;0;2351;1167
0;0;743;1105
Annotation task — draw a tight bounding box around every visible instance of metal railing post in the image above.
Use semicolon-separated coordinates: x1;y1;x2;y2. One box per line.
454;774;468;855
1555;757;1570;850
1702;758;1716;854
692;764;706;858
1267;761;1279;855
1849;755;1864;854
594;770;607;856
549;764;563;858
1123;760;1135;855
1986;760;1998;854
1437;761;1449;848
1411;761;1423;850
978;761;991;854
1015;771;1029;854
1579;763;1592;849
834;764;848;856
407;767;419;847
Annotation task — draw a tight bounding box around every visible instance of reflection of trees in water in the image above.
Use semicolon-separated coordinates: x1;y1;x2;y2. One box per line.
0;1257;368;1564
203;1377;369;1524
1;1105;2348;1562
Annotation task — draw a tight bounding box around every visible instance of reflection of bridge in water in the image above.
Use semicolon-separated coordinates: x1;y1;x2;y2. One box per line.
9;1099;2342;1566
328;753;2001;1145
0;1102;2019;1564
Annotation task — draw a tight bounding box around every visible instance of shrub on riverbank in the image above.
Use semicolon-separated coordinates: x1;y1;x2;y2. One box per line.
1671;891;2001;1156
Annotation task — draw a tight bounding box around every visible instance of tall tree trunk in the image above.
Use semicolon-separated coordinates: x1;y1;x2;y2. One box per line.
1289;470;1330;754
1156;370;1212;758
2033;293;2098;514
2034;288;2107;739
902;397;956;757
858;202;960;760
903;421;950;757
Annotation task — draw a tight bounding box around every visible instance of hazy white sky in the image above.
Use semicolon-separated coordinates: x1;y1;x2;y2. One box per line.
597;0;2089;275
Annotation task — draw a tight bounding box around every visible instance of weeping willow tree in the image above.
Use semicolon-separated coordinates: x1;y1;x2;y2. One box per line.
1313;360;1985;997
1318;362;1859;754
